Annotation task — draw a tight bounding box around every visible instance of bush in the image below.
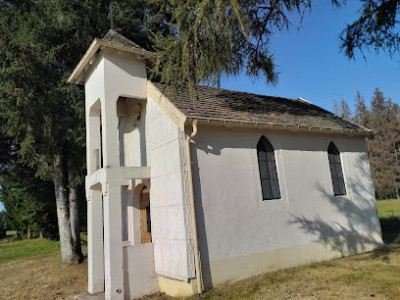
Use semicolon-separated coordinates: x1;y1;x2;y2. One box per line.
376;188;398;200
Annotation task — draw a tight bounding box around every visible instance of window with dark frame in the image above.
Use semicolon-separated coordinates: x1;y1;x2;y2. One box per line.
328;142;346;196
257;136;281;200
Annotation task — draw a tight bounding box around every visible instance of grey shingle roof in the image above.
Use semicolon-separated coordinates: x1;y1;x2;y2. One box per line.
153;83;370;136
102;29;145;51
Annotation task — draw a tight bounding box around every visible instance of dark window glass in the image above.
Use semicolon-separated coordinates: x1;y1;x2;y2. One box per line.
257;136;281;200
328;142;346;196
146;206;151;233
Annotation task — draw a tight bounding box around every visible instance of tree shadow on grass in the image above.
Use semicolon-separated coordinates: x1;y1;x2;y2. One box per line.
379;217;400;245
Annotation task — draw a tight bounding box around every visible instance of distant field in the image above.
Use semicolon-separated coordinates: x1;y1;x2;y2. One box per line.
5;230;16;237
0;239;60;262
376;199;400;219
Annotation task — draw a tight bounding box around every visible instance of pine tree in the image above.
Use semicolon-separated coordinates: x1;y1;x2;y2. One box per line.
340;0;400;59
386;99;400;198
0;0;110;262
0;163;58;239
353;91;368;127
148;0;343;90
333;99;340;116
332;98;351;121
340;98;351;121
0;0;171;264
0;0;345;262
366;88;400;199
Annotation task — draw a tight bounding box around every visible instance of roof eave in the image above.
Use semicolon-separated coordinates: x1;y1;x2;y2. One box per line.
185;117;373;138
68;39;150;85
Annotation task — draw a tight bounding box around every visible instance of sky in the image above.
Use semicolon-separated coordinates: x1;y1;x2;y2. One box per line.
0;202;4;212
220;1;400;112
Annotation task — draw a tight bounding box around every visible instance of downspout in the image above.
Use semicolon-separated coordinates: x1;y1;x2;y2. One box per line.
185;119;203;294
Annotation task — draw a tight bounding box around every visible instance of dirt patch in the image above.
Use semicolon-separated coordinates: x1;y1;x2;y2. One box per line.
0;253;87;300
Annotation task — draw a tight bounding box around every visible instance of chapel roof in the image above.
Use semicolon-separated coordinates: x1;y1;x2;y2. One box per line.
69;31;371;137
153;82;372;137
102;29;145;51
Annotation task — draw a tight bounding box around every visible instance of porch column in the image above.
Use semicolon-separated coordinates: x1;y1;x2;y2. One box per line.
103;183;124;300
87;189;104;294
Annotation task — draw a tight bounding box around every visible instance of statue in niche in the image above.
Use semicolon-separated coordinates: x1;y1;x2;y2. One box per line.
130;104;142;128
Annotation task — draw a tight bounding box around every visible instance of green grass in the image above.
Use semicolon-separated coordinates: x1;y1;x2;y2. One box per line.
0;239;60;262
376;199;400;219
80;232;87;247
376;198;400;245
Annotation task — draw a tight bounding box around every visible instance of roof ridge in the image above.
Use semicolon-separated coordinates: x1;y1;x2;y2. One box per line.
155;82;298;102
192;83;297;102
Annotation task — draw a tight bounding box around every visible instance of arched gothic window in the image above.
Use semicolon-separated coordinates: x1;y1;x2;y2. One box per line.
257;136;281;200
328;142;346;196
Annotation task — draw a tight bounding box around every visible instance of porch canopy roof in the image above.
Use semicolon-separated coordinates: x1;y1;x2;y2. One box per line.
68;29;149;85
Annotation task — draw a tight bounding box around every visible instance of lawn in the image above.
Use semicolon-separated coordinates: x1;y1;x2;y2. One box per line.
376;199;400;219
5;230;16;237
0;239;60;262
1;200;400;299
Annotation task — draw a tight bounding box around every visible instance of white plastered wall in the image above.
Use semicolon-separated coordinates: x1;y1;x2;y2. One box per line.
145;95;195;280
84;48;158;299
85;48;147;170
191;125;382;288
118;99;147;167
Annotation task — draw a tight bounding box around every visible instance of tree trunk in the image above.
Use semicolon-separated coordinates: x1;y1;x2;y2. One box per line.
54;154;74;263
68;158;84;262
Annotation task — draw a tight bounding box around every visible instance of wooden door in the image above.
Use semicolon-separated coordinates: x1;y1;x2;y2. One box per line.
140;187;152;244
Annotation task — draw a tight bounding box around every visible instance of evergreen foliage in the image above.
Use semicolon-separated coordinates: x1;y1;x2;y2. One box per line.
5;0;395;261
353;91;368;127
334;89;400;200
340;0;400;59
0;0;109;261
0;129;16;172
340;98;351;121
1;0;335;261
0;163;58;239
149;0;342;91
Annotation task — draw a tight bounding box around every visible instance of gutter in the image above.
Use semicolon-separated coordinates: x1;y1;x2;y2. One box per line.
186;117;373;138
184;119;203;294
